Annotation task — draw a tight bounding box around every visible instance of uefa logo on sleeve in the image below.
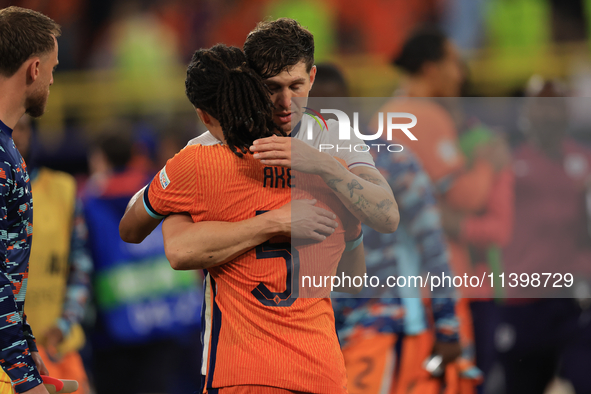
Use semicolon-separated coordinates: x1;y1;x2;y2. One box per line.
159;166;171;190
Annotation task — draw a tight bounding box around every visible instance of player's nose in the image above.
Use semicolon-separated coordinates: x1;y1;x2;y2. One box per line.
275;90;291;110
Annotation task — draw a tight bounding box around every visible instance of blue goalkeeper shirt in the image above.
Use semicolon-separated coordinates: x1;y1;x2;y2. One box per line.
0;119;41;393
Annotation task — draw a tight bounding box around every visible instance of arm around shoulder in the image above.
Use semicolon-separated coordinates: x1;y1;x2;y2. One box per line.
162;211;287;270
162;199;341;270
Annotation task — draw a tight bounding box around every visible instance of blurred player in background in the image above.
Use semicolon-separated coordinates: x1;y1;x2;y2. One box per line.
0;115;92;394
311;63;461;394
84;131;202;394
440;107;514;390
122;44;365;394
495;81;591;394
379;27;512;392
0;6;60;394
304;63;349;97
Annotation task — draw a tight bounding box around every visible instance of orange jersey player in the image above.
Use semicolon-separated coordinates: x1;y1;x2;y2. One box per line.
120;45;366;394
144;143;361;393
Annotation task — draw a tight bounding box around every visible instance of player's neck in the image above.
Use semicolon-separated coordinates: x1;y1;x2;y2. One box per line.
0;79;26;129
209;126;227;145
403;77;436;98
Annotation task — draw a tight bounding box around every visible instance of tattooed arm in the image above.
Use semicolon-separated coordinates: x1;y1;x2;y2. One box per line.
251;136;399;233
321;162;399;233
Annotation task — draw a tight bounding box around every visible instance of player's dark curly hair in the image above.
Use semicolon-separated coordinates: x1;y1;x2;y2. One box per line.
244;18;314;79
185;44;284;157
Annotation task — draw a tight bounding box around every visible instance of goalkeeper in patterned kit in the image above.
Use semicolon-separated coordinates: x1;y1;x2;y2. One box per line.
121;44;364;393
0;116;92;394
0;7;60;394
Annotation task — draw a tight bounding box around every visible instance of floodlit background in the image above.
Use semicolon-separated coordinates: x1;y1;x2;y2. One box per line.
2;1;591;394
2;0;591;176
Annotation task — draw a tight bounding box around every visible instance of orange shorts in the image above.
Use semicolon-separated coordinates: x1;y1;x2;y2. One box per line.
395;331;437;394
341;331;397;394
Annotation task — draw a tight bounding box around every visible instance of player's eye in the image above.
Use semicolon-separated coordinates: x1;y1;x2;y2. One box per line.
268;86;280;93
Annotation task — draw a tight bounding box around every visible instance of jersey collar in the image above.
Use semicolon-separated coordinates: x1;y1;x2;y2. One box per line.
0;119;13;138
289;121;301;138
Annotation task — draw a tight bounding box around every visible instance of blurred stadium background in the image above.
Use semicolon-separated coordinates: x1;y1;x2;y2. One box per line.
3;1;591;394
2;0;591;176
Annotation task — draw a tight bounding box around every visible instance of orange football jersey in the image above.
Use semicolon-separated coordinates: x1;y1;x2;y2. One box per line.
145;143;361;393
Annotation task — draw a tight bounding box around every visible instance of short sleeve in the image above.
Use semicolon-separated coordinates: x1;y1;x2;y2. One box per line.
144;146;197;217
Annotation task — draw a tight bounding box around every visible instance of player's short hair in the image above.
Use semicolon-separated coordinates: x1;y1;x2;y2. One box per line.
0;6;61;77
393;27;447;75
244;18;314;79
185;44;284;157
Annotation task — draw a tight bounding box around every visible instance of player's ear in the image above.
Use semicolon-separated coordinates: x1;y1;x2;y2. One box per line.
26;58;41;84
309;65;317;90
196;108;211;126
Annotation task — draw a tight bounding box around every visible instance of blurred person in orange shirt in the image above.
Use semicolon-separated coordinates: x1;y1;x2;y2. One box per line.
439;113;514;392
376;28;512;394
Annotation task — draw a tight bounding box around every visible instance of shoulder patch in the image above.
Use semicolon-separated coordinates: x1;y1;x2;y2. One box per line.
159;166;170;189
